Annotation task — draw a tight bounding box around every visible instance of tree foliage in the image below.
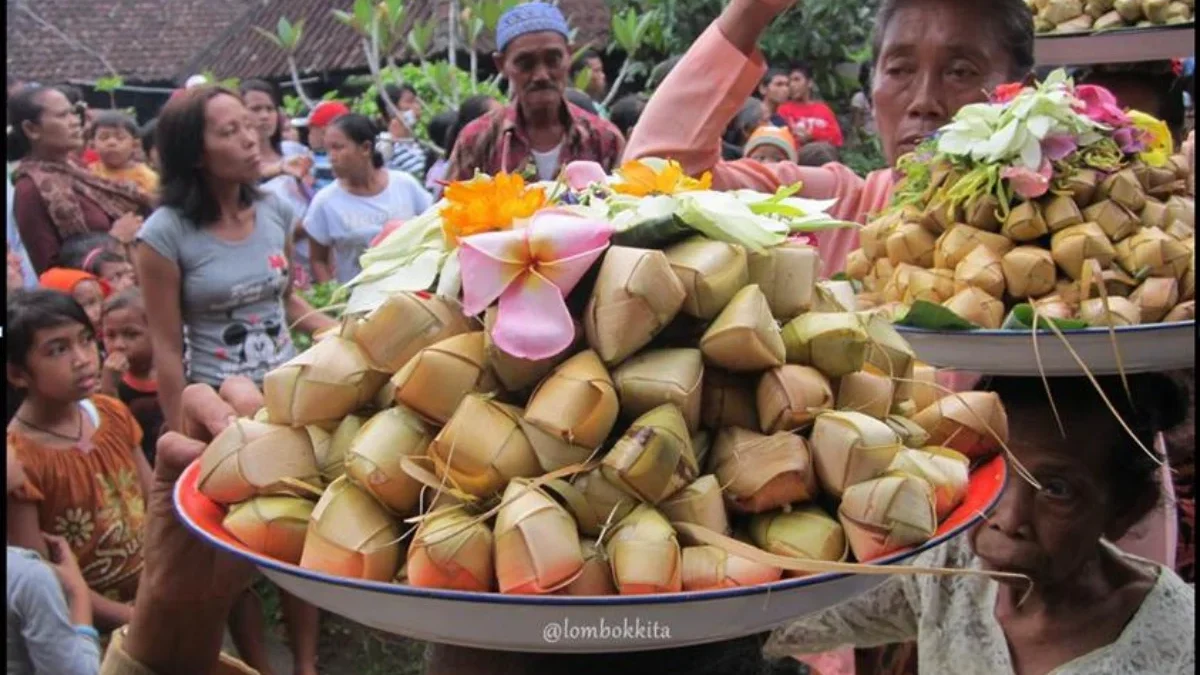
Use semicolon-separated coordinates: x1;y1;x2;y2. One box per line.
613;0;878;110
610;0;885;173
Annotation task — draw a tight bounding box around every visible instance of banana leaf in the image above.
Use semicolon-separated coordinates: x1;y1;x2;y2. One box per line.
1001;303;1091;331
612;215;695;249
896;300;979;331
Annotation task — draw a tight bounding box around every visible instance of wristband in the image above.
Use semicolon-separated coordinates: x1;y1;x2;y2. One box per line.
74;624;100;642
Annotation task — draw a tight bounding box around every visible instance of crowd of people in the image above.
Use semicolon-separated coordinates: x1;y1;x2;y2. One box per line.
3;0;1195;674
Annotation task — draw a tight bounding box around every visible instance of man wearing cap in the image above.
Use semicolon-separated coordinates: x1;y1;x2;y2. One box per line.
306;100;350;191
446;2;625;183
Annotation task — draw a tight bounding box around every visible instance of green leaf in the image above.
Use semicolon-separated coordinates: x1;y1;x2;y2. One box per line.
570;42;595;65
385;0;404;23
407;17;435;59
289;19;306;52
354;0;374;33
332;9;356;29
573;68;592;92
277;16;294;46
633;9;660;52
611;10;634;53
612;215;694;249
1001;304;1091;331
897;300;980;331
94;74;124;93
253;26;284;49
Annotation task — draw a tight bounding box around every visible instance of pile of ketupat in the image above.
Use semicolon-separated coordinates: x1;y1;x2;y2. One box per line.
847;69;1195;330
195;160;1011;596
1029;0;1194;34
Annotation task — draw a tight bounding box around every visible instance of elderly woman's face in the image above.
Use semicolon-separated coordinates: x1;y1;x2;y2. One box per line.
968;397;1142;590
872;0;1017;166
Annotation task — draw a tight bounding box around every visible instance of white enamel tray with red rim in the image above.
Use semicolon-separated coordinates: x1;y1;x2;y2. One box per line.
176;455;1006;652
896;321;1196;376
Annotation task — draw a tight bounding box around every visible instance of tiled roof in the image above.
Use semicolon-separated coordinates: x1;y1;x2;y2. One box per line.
189;0;612;81
6;0;250;84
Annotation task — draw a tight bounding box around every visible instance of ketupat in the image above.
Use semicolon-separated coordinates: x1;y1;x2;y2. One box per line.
390;332;499;425
839;472;938;561
205;159;1012;599
710;427;819;513
809;411;903;499
844;73;1194;327
602;404;699;505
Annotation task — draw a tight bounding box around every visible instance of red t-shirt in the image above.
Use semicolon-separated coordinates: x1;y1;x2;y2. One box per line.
777;101;844;148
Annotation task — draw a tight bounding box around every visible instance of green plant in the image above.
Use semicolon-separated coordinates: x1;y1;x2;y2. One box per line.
613;0;878;116
839;133;888;177
603;7;662;108
334;0;409;122
291;280;344;351
94;74;123;108
350;63;505;140
754;0;879;113
254;16;317;111
199;70;241;91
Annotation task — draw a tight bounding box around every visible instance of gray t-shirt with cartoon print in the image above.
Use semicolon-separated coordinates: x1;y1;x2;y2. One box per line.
137;193;297;388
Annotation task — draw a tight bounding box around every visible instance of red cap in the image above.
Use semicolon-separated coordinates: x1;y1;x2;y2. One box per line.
309;101;350;129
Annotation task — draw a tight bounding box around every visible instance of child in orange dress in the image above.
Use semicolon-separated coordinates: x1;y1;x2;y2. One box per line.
87;111;159;199
6;288;152;632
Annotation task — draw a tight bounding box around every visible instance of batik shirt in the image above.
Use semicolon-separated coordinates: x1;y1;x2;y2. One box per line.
446;100;625;183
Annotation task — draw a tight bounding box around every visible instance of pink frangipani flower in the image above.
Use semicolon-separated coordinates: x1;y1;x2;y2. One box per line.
1074;84;1130;128
1002;158;1054;200
458;209;613;360
563;160;608;192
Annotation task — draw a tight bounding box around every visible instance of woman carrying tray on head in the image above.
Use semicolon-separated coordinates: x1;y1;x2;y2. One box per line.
764;374;1195;674
624;0;1196;279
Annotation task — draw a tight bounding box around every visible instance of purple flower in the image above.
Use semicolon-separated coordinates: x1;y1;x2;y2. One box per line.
1041;135;1077;162
1112;126;1147;154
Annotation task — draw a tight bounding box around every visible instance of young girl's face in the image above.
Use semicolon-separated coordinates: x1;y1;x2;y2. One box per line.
243;90;280;145
103;306;153;375
98;260;136;293
747;145;790;163
325;126;372;178
94;125;137;170
8;320;101;402
72;280;105;329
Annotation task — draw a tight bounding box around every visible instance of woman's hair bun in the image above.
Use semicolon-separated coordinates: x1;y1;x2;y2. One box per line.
1132;370;1190;433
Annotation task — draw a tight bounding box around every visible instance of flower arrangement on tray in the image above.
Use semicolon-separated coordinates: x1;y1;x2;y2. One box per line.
846;69;1195;332
191;159;1021;597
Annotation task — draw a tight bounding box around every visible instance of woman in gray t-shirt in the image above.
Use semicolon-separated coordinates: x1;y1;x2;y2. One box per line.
134;86;336;432
133;85;335;675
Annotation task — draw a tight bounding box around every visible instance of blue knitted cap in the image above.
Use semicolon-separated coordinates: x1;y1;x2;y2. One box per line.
496;2;570;53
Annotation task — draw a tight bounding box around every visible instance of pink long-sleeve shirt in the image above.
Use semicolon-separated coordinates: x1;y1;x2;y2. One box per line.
624;23;1177;569
625;24;895;279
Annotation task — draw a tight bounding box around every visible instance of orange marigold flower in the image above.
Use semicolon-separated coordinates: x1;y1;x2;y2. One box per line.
440;172;547;245
610;159;713;197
